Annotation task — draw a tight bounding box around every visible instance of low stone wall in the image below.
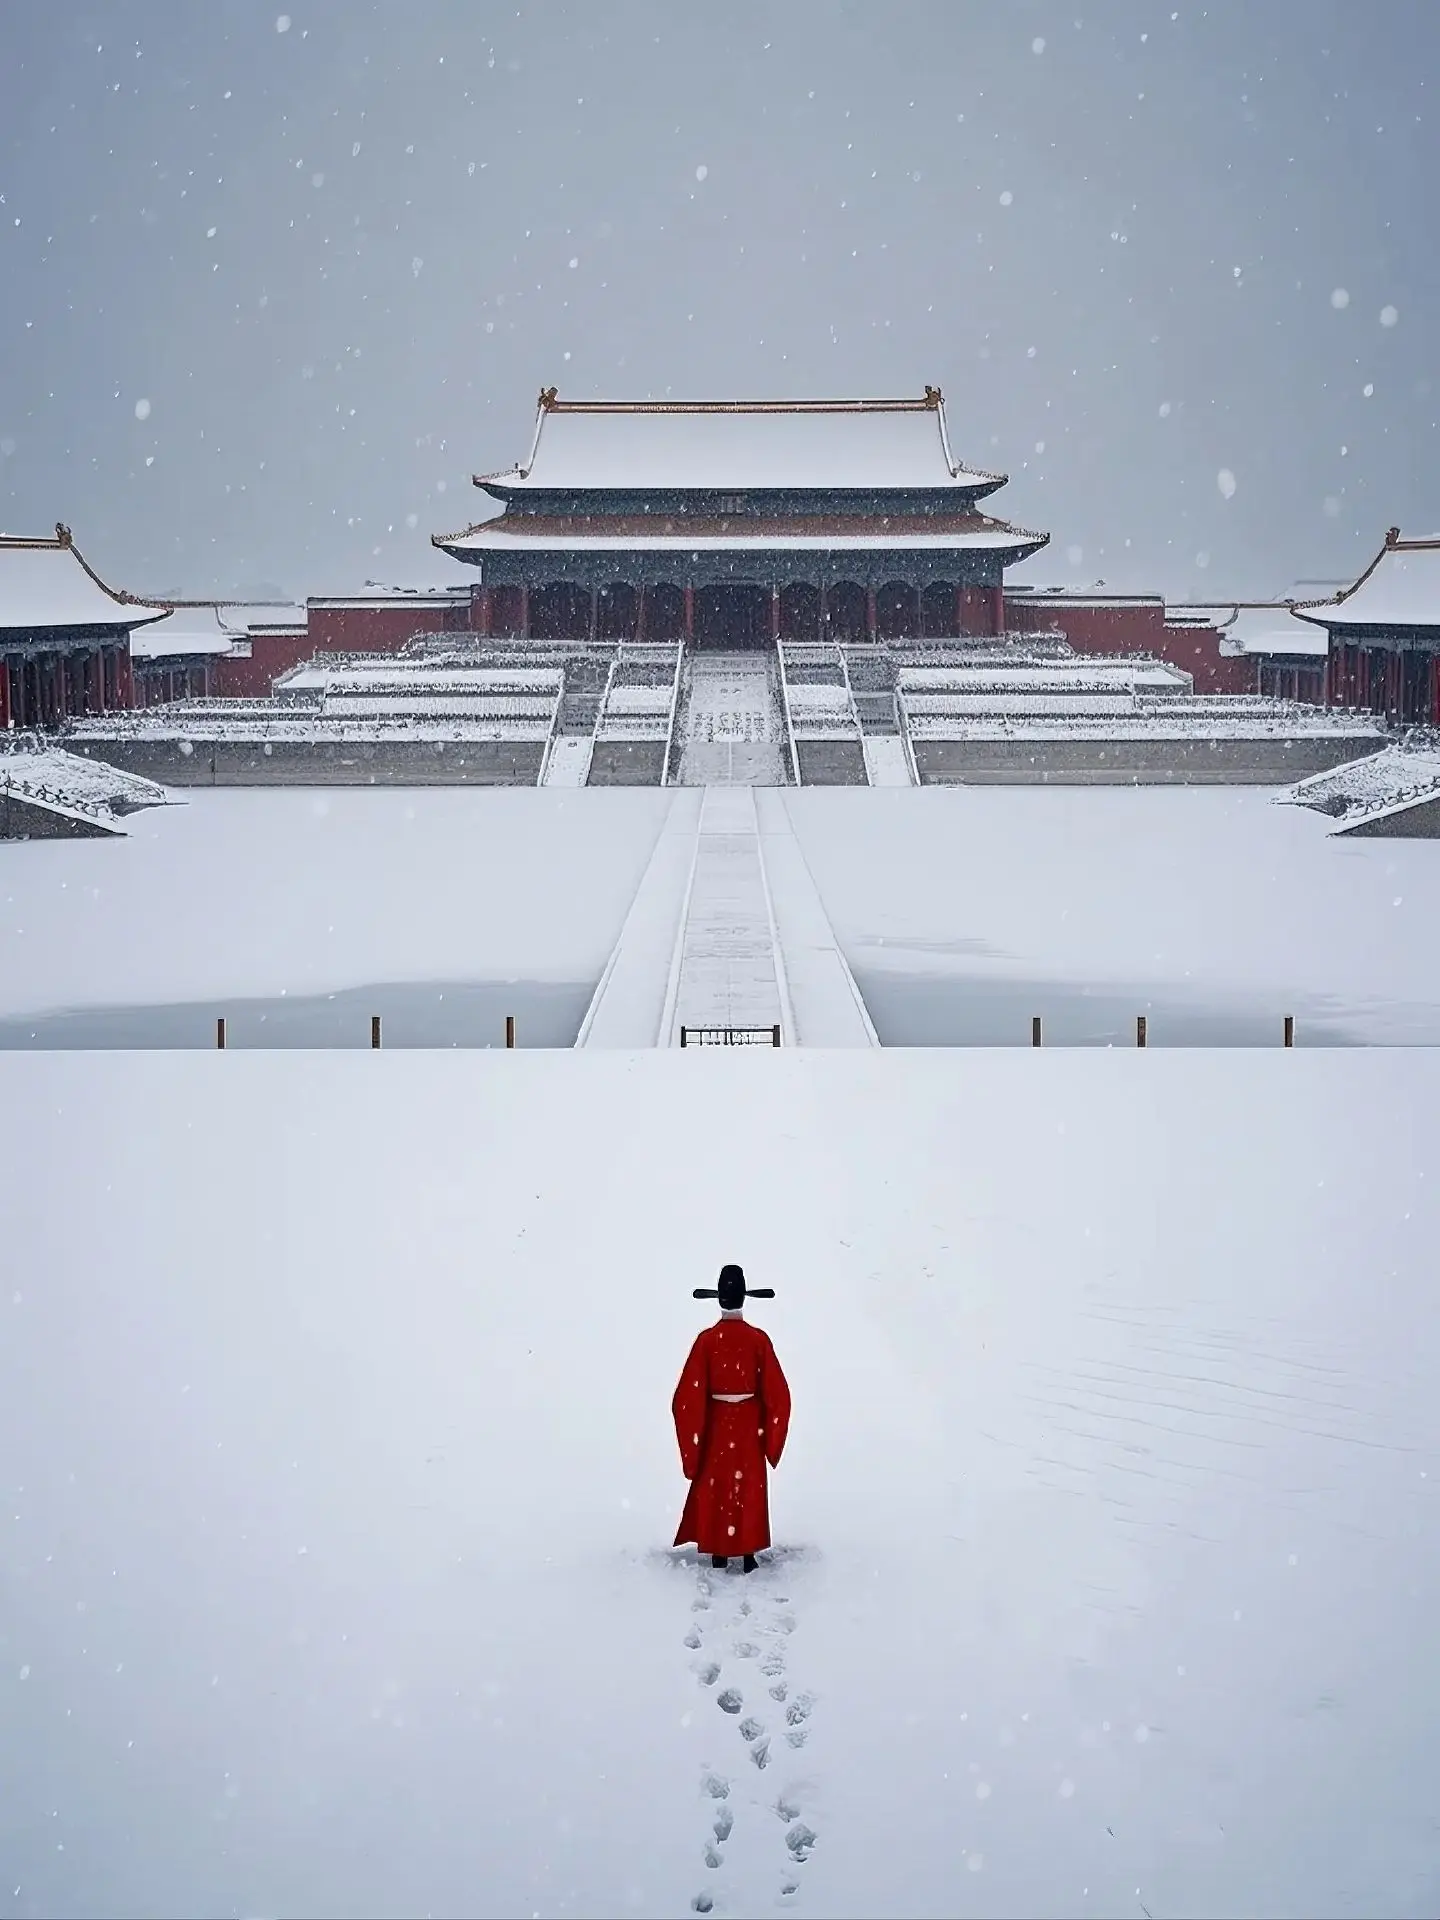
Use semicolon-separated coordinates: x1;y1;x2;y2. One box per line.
797;740;869;786
69;737;547;787
913;734;1385;786
587;741;667;786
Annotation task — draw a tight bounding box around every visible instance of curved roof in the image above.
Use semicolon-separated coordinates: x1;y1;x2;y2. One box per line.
476;391;1006;496
0;528;168;634
436;508;1046;560
1294;532;1440;632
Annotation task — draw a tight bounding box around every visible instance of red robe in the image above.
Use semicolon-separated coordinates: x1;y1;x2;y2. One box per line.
672;1316;791;1557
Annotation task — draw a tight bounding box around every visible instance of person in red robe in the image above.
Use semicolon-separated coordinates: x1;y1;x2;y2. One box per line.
672;1264;791;1572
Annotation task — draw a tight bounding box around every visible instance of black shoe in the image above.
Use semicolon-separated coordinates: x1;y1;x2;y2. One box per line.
711;1554;727;1569
741;1554;759;1574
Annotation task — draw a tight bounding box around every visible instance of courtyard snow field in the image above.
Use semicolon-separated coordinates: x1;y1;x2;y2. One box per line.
3;785;1439;1046
2;1046;1438;1919
789;786;1440;1045
0;788;668;1031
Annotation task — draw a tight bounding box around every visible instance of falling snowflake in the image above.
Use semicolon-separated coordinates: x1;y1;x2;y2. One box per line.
275;13;291;30
1380;304;1399;327
134;398;151;421
695;164;708;181
1217;468;1237;499
1330;287;1350;309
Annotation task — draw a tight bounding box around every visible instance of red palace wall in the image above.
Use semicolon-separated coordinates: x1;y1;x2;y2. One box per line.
307;600;472;653
1005;595;1258;694
211;596;476;698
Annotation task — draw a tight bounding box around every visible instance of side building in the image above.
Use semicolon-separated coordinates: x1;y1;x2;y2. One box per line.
0;527;165;727
1294;528;1440;727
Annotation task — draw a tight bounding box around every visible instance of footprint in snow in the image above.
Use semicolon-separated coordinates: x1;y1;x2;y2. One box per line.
769;1681;788;1702
733;1640;760;1660
781;1690;813;1745
760;1648;786;1678
703;1844;721;1869
691;1894;714;1914
749;1735;771;1769
716;1687;743;1715
713;1805;734;1844
785;1822;818;1862
695;1661;721;1688
739;1716;765;1742
775;1792;802;1825
702;1773;730;1801
683;1627;702;1650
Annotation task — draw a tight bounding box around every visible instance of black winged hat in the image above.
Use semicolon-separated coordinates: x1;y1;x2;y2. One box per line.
693;1263;775;1311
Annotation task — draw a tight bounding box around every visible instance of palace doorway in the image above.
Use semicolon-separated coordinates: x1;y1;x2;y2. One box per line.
694;583;770;649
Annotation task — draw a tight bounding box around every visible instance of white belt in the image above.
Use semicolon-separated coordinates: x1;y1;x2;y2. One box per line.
711;1392;754;1403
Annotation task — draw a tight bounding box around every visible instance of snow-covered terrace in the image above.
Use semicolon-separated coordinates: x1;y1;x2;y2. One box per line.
0;741;170;817
275;656;562;699
1283;736;1440;818
70;702;560;745
903;706;1384;743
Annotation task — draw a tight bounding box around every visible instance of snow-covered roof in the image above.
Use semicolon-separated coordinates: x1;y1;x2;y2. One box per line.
307;589;470;609
0;531;168;634
476;391;1004;494
1199;605;1331;659
439;515;1044;557
1295;534;1440;632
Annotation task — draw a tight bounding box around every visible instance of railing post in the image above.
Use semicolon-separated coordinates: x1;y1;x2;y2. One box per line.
1136;1014;1148;1048
216;1015;226;1050
680;1026;688;1048
772;1024;781;1047
1284;1014;1295;1048
1032;1015;1042;1048
371;1014;381;1050
505;1014;516;1049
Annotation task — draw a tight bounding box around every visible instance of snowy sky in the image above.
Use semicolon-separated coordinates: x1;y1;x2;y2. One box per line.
0;0;1435;600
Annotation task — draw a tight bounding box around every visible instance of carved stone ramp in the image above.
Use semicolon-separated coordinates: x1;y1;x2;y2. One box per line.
578;787;877;1049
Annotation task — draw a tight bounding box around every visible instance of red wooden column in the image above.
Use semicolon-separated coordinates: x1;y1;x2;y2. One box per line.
684;585;695;644
475;585;492;637
519;585;530;640
770;584;781;643
0;657;10;730
866;587;877;642
955;583;965;638
991;583;1006;636
635;585;647;642
116;646;135;710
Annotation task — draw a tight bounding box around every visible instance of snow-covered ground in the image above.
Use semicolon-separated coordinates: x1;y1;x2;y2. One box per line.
0;789;667;1019
3;785;1437;1042
789;786;1440;1043
1;1048;1436;1919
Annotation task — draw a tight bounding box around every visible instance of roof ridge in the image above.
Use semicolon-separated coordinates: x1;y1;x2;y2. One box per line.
539;391;945;415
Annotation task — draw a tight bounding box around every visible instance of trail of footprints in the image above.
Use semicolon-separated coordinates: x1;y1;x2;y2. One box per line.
687;1569;817;1912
